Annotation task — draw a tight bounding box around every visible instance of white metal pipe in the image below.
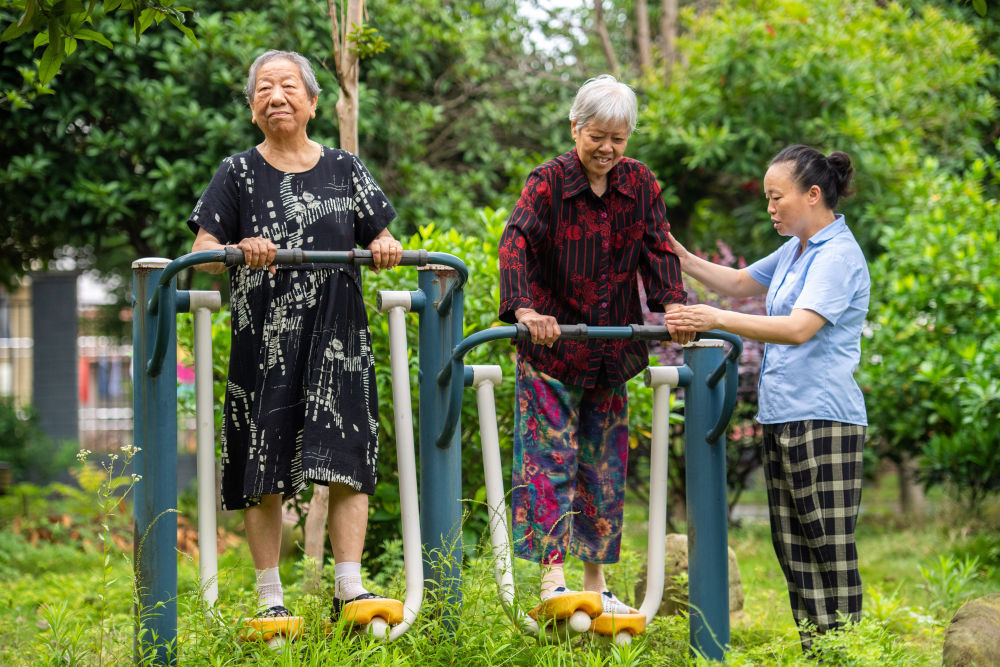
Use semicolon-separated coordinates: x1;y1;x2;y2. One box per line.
471;365;540;636
638;366;680;623
385;304;424;641
192;292;221;609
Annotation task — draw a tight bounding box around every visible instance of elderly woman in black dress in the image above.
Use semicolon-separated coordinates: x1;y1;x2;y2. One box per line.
189;50;402;622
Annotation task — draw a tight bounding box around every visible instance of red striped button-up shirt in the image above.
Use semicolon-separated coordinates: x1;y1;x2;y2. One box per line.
498;150;687;388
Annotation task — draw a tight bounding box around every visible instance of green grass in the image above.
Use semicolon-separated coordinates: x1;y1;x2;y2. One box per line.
1;480;997;666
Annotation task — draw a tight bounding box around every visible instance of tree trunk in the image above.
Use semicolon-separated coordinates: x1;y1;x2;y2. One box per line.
636;0;653;72
898;452;926;516
660;0;678;84
334;0;362;153
302;0;366;594
593;0;619;75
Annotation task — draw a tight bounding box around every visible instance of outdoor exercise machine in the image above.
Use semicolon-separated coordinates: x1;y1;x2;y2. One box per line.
429;322;741;646
131;248;444;662
131;247;741;664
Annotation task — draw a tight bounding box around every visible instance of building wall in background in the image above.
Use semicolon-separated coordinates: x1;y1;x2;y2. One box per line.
31;272;80;442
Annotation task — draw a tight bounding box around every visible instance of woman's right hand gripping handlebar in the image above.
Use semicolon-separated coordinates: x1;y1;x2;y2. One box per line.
514;307;561;347
191;227;277;275
235;236;278;275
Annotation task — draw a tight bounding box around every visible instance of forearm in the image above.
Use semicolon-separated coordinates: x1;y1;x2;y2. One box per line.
190;233;227;274
714;310;819;345
683;254;761;298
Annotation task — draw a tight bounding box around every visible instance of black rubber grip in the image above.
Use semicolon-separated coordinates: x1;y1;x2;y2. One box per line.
223;246;244;267
222;247;303;267
513;323;589;342
630;324;672;341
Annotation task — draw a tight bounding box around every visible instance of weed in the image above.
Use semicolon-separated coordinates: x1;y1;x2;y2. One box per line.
920;553;981;617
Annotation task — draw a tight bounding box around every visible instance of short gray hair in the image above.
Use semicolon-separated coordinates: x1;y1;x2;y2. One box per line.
245;50;321;105
568;74;638;135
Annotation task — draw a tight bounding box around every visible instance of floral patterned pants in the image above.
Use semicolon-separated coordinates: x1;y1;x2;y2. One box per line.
512;357;630;565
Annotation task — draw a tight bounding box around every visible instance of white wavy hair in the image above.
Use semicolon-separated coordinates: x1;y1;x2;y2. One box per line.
568;74;638;135
244;50;321;105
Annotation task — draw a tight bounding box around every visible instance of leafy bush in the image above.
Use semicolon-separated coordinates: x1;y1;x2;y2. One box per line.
0;399;77;485
859;155;1000;505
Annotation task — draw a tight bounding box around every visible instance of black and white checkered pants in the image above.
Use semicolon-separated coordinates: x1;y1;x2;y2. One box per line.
763;419;865;650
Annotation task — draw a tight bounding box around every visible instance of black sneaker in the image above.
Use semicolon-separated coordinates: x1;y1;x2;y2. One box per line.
256;604;294;618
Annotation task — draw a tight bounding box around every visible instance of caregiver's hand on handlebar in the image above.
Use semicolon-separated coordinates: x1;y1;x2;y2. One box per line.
514;308;560;346
663;304;721;335
663;302;696;345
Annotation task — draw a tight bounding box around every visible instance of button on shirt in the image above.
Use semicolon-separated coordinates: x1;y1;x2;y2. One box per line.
498;150;686;388
746;215;870;425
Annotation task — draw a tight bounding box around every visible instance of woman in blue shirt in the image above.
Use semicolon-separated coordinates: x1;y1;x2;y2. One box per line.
663;145;870;653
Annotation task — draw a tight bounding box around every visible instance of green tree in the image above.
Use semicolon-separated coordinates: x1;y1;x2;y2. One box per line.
1;2;312;282
632;0;997;261
357;0;575;236
0;0;570;284
0;0;196;107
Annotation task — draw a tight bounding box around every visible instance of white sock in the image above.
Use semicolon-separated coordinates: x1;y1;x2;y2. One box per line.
334;561;368;601
540;563;567;600
255;567;283;609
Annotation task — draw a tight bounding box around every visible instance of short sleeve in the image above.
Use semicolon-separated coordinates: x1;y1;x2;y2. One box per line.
351;155;397;248
795;250;868;325
187;158;240;243
746;244;784;288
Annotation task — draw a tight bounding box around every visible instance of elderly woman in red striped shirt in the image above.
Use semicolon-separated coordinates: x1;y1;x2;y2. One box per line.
498;74;693;617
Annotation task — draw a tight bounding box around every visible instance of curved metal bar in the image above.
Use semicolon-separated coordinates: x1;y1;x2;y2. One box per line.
434;323;679;449
144;247;464;378
425;253;469;315
702;330;744;444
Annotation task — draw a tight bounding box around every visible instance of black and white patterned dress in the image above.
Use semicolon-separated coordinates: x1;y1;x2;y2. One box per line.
187;146;396;510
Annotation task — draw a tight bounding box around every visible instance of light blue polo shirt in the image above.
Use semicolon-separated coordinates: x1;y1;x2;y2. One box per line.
746;215;870;425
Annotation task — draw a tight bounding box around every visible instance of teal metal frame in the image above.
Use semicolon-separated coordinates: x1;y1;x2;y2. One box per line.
131;247;740;663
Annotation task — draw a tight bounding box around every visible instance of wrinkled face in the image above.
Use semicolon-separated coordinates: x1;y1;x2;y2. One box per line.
571;118;629;183
249;58;317;137
763;161;817;237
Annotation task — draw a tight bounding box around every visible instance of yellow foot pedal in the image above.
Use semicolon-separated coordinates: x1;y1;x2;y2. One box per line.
590;611;647;637
326;594;405;635
241;614;304;642
338;597;404;625
528;591;603;622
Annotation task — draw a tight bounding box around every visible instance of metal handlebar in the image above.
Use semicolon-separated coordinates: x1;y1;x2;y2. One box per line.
436;324;743;449
144;247;464;377
512;322;679;342
220;246;433;269
436;323;683;449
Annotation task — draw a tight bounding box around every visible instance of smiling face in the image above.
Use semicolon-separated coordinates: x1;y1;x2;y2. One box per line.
249;58;317;139
572;118;629;186
763;161;822;238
